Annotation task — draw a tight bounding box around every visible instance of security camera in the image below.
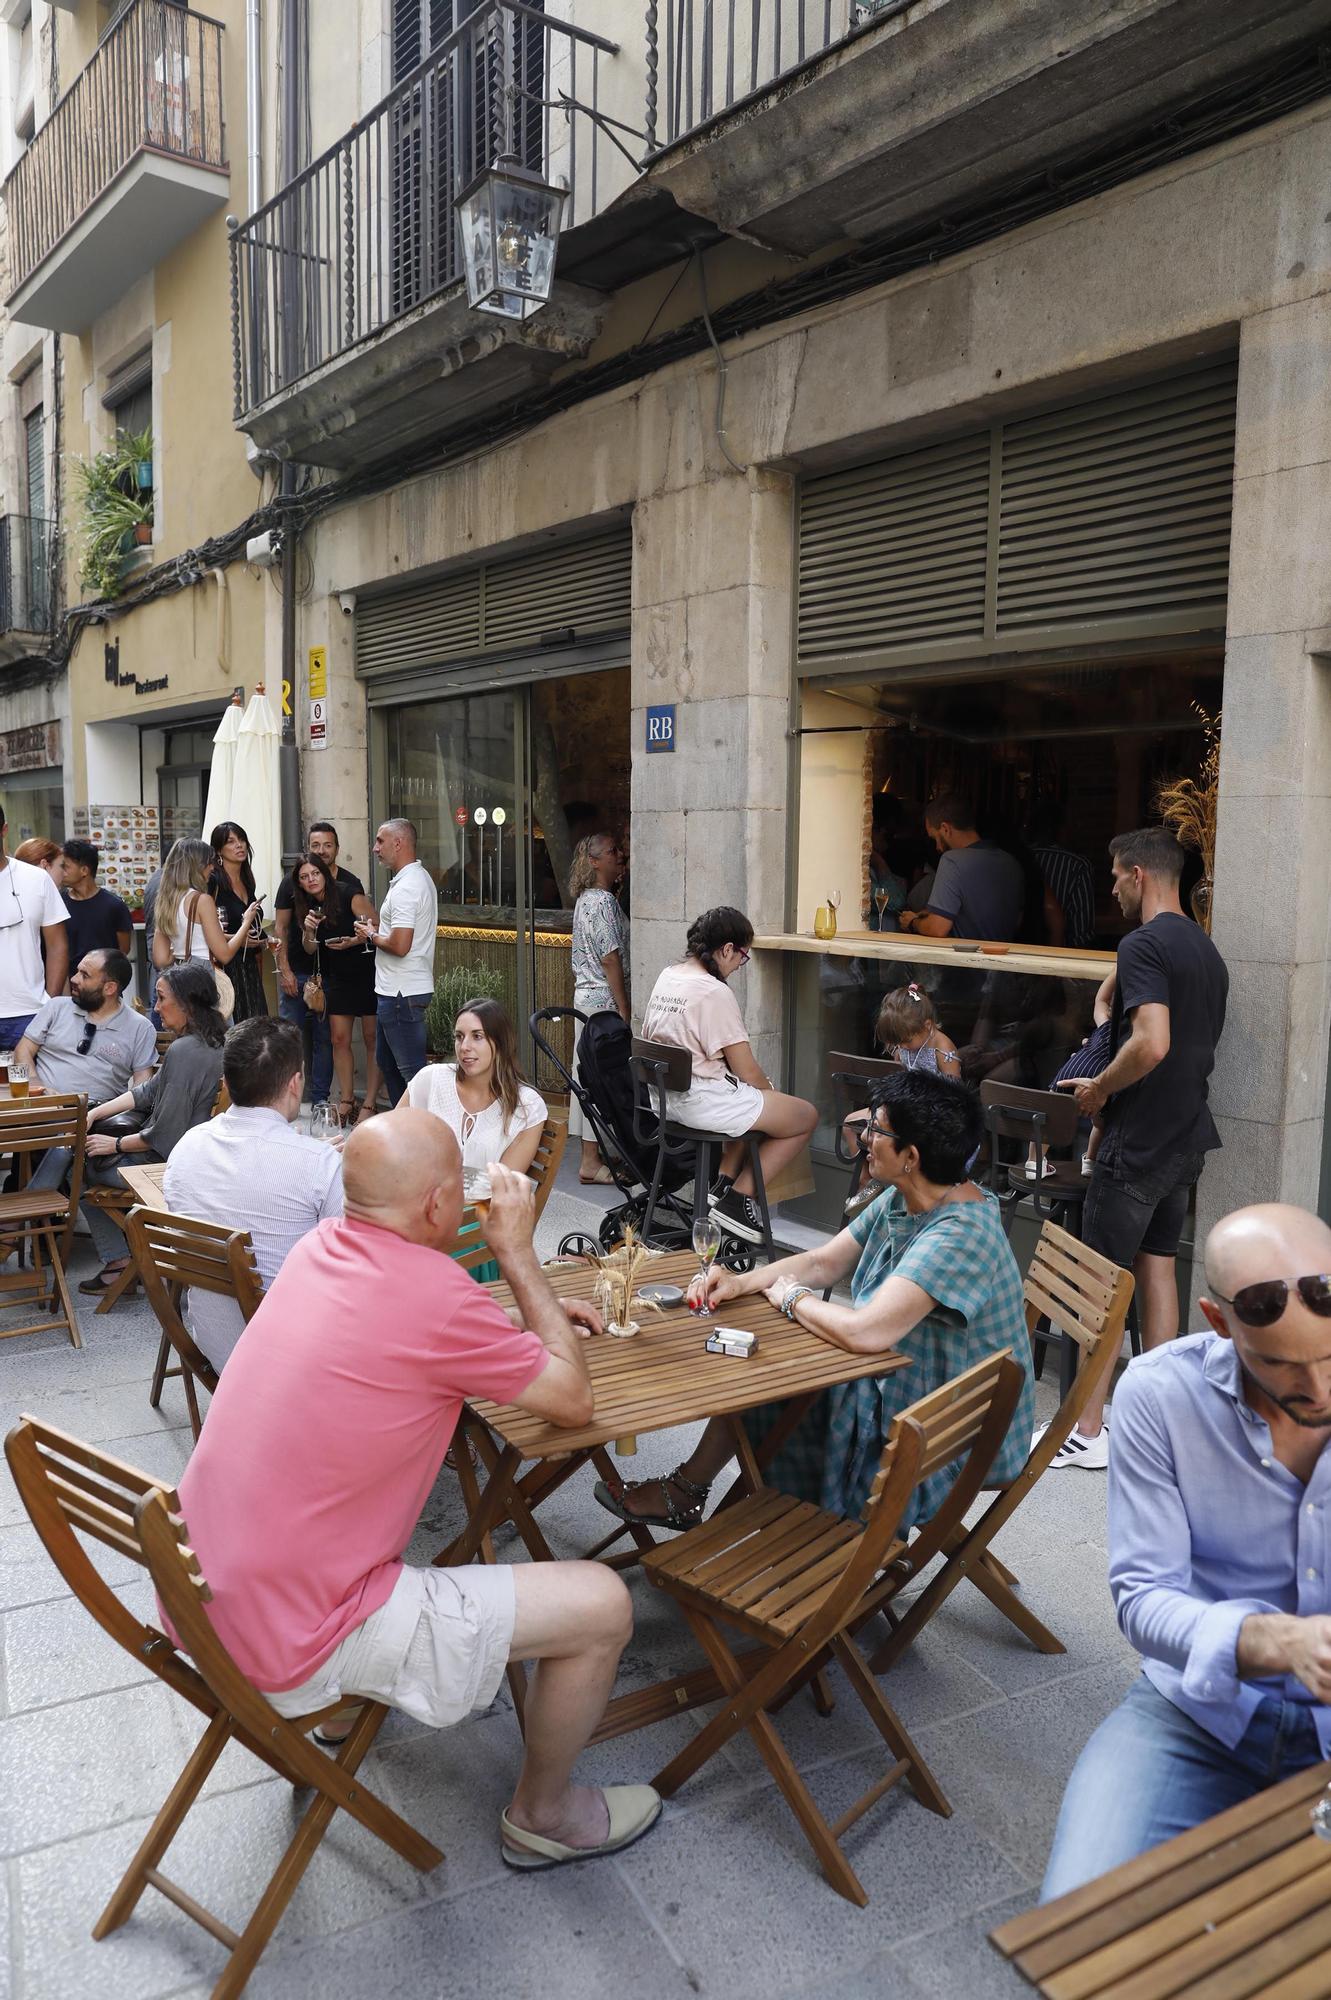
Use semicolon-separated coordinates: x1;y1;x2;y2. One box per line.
338;592;357;616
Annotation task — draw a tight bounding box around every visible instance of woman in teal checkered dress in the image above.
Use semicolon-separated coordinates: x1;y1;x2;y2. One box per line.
595;1068;1035;1534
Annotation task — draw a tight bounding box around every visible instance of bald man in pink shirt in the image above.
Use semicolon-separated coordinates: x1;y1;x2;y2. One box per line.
172;1110;661;1872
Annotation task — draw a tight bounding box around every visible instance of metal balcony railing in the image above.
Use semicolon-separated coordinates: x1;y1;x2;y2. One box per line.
0;517;55;637
646;0;892;147
4;0;227;303
230;1;618;419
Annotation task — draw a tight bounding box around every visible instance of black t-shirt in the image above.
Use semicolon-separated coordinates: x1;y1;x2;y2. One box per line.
275;868;365;978
1103;912;1228;1172
62;887;133;965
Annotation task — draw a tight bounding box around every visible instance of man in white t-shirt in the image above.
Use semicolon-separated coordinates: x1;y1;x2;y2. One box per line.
0;801;69;1050
356;817;438;1105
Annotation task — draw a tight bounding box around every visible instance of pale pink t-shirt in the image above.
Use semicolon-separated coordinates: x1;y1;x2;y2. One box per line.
169;1215;547;1691
641;958;749;1080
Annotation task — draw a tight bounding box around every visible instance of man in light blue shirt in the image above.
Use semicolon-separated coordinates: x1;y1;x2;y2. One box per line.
1042;1202;1331;1899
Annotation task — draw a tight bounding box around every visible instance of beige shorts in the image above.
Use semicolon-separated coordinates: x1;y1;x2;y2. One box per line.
264;1563;517;1730
666;1072;765;1140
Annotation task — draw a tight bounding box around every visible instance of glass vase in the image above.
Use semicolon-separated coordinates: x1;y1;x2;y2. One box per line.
1190;876;1213;933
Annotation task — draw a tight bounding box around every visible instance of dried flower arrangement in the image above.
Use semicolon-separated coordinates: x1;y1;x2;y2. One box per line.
588;1226;665;1338
1154;703;1221;932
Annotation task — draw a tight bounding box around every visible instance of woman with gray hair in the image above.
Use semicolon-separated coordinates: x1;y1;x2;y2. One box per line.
567;832;629;1182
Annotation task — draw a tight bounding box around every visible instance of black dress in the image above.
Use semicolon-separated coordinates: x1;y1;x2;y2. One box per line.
211;873;269;1021
319;878;376;1018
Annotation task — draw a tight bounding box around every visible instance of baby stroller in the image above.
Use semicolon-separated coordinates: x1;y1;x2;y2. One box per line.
530;1006;755;1270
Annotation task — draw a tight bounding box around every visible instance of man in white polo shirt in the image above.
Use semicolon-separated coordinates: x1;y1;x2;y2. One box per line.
0;799;69;1050
356;817;438;1105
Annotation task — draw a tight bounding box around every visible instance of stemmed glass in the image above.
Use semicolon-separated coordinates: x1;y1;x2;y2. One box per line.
310;1102;342;1146
692;1214;721;1316
873;886;890;930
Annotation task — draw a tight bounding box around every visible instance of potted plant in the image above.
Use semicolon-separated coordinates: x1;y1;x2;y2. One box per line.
1154;703;1221;932
73;428;155;599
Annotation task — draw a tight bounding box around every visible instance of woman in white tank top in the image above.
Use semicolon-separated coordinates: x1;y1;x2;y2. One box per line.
153;838;259;973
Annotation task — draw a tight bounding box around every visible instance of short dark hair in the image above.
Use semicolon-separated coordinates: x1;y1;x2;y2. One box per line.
686;905;754;980
1108;825;1184;885
222;1018;303;1107
62;838;99;876
872;1068;981;1185
924;791;976;833
308;820;338;845
92;949;133;998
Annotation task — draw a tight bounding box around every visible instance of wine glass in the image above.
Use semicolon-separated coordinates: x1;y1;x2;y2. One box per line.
692;1214;721;1315
873;885;890;930
310;1102;342;1146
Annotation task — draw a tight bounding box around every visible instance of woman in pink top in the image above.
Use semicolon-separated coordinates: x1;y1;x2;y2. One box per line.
641;905;817;1244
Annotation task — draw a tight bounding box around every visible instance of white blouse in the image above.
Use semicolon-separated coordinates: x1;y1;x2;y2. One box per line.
404;1062;547;1170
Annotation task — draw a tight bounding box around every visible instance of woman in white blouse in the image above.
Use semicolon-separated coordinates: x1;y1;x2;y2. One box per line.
404;997;547;1176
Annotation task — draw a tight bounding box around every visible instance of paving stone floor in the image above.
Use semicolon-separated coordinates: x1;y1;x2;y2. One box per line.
0;1186;1139;2000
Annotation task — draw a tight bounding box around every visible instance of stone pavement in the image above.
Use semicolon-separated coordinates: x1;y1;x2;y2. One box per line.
0;1194;1139;2000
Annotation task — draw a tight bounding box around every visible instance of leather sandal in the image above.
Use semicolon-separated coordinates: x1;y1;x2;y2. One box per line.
500;1786;662;1871
592;1466;711;1531
78;1262;129;1294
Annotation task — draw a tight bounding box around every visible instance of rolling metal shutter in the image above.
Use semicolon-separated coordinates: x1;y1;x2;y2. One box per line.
797;357;1237;672
354;526;631;680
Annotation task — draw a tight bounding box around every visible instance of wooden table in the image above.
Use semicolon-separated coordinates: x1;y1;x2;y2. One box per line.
991;1757;1331;1997
439;1248;905;1738
119;1162;169;1210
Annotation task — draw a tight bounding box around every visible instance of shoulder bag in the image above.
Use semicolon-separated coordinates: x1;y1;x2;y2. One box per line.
184;894;237;1022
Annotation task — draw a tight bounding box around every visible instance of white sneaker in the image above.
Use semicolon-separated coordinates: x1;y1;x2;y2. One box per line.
1048;1427;1110;1470
1081;1154;1094;1177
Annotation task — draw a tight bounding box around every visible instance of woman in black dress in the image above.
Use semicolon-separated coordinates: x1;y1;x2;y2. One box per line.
289;851;383;1120
208;822;270;1021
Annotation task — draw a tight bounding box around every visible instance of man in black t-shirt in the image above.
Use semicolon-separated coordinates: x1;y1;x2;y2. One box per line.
60;840;133;986
273;820;367;1105
1048;825;1228;1468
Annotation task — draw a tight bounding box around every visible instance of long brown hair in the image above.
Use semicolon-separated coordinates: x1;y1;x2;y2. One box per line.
289;850;338;931
454;997;527;1126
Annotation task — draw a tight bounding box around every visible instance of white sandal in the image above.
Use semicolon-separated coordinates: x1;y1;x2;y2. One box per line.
501;1786;662;1870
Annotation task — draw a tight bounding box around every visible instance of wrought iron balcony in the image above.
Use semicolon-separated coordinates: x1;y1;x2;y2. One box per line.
4;0;228;333
231;0;619;427
647;0;872;148
0;517;55;644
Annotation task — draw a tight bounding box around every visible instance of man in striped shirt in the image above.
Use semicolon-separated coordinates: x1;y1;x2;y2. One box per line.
1029;803;1097;949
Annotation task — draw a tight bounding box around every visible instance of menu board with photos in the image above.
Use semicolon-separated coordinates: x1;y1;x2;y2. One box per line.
72;803;159;916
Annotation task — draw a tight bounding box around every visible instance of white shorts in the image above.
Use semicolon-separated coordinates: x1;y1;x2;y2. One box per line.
666;1072;765;1140
263;1562;516;1730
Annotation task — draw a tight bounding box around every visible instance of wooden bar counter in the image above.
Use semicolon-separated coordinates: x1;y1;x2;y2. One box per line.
753;930;1116;985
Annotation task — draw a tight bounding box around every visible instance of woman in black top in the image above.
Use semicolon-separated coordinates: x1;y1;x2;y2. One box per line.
288;851;382;1120
209;821;270;1020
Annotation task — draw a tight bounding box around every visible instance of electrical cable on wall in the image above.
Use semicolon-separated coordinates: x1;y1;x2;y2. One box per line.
694;246;747;476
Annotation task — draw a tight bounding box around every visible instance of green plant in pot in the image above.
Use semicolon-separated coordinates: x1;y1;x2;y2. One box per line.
425;963;509;1056
73;429;155;600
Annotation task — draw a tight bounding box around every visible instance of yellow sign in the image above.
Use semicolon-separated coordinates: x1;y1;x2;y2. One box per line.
280;678;292;718
308;646;327;702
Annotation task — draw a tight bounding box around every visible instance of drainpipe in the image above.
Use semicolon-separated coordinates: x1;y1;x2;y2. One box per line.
245;0;262;212
277;0;302;870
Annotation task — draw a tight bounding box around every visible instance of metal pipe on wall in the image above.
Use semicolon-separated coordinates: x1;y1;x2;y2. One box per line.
246;0;262;211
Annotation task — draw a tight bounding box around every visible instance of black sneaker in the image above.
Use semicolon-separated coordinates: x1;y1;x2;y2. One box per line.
708;1173;734;1204
709;1188;765;1244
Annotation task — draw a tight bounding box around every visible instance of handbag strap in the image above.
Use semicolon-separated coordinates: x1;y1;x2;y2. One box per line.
184;891;197;964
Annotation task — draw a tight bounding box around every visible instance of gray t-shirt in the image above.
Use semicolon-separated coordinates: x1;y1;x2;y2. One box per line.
926;841;1025;942
25;997;159;1104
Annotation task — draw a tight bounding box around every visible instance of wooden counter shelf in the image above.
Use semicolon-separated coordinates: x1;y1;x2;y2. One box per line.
752;931;1116;985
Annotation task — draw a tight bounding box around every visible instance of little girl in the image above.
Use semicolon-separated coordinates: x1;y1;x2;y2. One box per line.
1049;967;1116;1176
875;981;961;1077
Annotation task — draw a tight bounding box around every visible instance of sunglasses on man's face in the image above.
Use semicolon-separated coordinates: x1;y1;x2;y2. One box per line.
1212;1273;1331;1329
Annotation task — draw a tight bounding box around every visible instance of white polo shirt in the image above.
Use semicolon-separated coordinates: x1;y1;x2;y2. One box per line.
374;859;438;998
0;855;69;1019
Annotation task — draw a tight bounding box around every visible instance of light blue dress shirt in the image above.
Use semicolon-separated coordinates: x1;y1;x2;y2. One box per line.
1108;1331;1331;1754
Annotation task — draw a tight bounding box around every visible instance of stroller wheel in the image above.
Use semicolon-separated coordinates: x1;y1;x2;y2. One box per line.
557;1233;601;1259
598;1207;631;1252
719;1240;756;1275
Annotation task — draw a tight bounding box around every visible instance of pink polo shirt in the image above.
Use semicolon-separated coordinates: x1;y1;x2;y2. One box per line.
170;1215;547;1691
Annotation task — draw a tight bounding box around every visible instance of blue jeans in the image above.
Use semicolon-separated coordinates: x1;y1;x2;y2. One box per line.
0;1013;36;1051
376;993;430;1106
1042;1672;1324;1902
279;984;333;1104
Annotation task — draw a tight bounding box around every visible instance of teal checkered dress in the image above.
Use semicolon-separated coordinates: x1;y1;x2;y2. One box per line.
744;1186;1035;1529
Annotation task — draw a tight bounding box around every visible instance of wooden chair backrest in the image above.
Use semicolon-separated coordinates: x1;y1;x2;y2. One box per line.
528;1112;567;1223
0;1090;88;1157
211;1077;231;1117
124;1209;262;1394
1021;1221;1135;1461
979;1078;1081;1149
826;1052;905;1165
631;1036;693;1095
826;1348;1026;1623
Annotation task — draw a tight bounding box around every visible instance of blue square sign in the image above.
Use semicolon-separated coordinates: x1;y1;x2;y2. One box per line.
646;703;676;753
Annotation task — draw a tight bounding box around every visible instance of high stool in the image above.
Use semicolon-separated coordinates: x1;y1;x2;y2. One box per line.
979;1080;1141;1395
630;1037;776;1263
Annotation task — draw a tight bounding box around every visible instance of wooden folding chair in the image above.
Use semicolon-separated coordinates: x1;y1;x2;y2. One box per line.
127;1210;262;1439
4;1416;442;2000
451;1114;570;1274
0;1091;88;1348
642;1348;1026;1905
92;1080;231;1316
869;1221;1134;1673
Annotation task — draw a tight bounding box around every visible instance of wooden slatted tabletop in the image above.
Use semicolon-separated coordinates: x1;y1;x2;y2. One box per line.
471;1250;905;1458
991;1757;1331;1997
120;1163;169;1211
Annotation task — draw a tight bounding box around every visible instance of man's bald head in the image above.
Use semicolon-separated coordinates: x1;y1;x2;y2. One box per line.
341;1108;463;1246
1204;1204;1331;1302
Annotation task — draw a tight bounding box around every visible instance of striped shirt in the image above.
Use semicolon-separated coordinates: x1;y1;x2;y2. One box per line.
164;1105;344;1371
1034;843;1097;949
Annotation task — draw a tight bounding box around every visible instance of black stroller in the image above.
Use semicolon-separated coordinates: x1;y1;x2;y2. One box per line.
530;1006;755;1270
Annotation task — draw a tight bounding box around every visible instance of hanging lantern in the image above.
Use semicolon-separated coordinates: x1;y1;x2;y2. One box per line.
456;154;567;321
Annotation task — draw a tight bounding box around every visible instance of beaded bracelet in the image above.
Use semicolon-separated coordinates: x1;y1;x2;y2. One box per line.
782;1284;815;1320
